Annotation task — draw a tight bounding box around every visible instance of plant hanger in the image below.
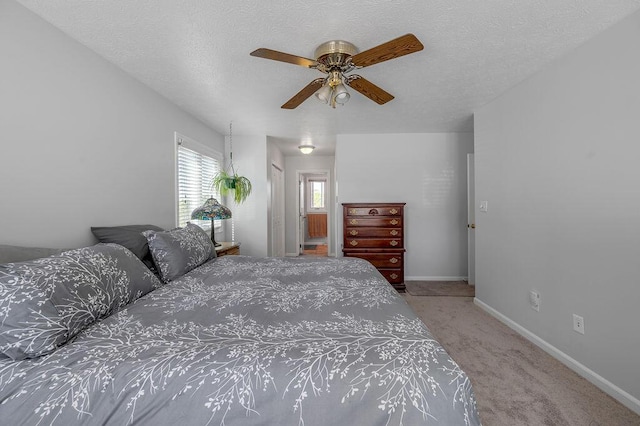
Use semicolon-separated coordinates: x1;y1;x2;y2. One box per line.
211;121;252;204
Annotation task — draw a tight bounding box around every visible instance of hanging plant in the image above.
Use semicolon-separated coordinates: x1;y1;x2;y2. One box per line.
211;122;252;204
211;169;252;203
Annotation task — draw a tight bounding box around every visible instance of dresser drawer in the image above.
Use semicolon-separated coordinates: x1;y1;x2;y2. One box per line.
345;206;402;216
378;269;403;284
345;238;403;249
344;252;403;268
345;217;402;227
345;227;402;238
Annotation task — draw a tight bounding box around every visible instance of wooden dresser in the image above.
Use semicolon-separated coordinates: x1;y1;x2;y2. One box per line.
342;203;406;291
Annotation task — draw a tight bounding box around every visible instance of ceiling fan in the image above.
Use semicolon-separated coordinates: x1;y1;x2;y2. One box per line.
250;34;424;109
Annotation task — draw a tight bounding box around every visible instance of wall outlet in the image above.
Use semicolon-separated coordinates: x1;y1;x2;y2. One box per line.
573;314;585;335
529;290;540;312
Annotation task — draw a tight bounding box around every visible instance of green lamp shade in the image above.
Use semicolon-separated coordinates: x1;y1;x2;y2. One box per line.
190;198;232;221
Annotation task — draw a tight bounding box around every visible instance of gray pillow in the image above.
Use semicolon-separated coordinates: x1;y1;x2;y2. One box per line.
0;244;64;264
0;243;162;360
143;223;215;283
91;224;164;270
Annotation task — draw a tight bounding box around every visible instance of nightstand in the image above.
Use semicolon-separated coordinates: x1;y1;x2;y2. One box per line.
215;242;240;257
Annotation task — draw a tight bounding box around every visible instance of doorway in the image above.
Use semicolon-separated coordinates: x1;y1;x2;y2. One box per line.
296;170;330;257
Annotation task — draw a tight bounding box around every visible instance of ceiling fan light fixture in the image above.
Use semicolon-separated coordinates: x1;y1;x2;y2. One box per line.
333;82;350;105
298;144;315;154
314;84;332;104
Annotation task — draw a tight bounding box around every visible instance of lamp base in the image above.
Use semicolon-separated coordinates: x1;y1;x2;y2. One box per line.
210;225;221;247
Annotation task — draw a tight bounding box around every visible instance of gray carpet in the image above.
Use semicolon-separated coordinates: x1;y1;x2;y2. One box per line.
406;280;475;296
403;294;640;426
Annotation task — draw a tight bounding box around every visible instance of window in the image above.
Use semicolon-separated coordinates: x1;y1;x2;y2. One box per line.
176;133;222;230
309;179;326;210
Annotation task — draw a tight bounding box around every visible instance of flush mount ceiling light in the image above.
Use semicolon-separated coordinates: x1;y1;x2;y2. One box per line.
250;34;424;109
298;144;315;154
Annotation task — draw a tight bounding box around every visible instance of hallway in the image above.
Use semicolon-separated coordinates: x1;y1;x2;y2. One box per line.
301;243;328;257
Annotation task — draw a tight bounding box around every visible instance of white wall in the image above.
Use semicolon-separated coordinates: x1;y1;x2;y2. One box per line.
474;9;640;413
0;0;223;249
335;134;473;279
284;155;336;256
222;135;268;257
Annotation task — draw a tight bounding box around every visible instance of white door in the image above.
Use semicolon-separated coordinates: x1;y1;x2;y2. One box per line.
271;164;285;257
467;154;476;285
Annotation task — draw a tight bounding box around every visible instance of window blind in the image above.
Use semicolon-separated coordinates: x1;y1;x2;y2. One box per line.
176;136;222;229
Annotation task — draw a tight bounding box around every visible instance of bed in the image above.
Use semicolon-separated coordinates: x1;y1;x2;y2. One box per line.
0;225;480;425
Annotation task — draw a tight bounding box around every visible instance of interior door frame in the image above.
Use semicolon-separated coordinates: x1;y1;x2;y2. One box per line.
295;169;331;256
270;163;285;257
467;153;476;285
298;174;305;255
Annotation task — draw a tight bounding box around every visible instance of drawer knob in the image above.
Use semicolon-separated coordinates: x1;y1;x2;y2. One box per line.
390;208;398;214
350;219;358;225
349;229;359;236
390;230;398;236
350;240;359;246
390;219;399;225
390;273;398;279
390;257;399;264
349;208;357;214
390;240;398;246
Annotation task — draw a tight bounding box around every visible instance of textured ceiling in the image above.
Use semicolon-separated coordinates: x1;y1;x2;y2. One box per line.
15;0;640;155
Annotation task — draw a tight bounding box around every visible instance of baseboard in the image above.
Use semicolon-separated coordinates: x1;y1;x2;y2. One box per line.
474;298;640;416
405;276;468;281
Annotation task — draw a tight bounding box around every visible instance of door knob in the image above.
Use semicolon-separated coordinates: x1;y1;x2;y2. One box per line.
468;223;476;229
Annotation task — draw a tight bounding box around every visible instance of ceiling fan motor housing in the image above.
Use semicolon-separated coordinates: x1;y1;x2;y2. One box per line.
314;40;358;70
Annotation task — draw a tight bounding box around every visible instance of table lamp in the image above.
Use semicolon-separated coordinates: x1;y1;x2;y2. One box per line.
190;198;232;247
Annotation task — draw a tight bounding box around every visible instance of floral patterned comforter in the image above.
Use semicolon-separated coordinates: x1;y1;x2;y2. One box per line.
0;255;480;425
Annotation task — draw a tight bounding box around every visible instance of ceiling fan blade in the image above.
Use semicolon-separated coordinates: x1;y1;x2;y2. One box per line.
281;79;325;109
250;48;318;68
346;76;394;105
350;34;424;68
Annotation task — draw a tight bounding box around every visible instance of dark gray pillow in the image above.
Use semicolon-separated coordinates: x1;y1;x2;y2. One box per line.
143;223;214;283
91;224;163;270
0;243;162;360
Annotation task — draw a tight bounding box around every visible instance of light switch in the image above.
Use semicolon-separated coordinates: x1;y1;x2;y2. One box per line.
479;201;488;212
